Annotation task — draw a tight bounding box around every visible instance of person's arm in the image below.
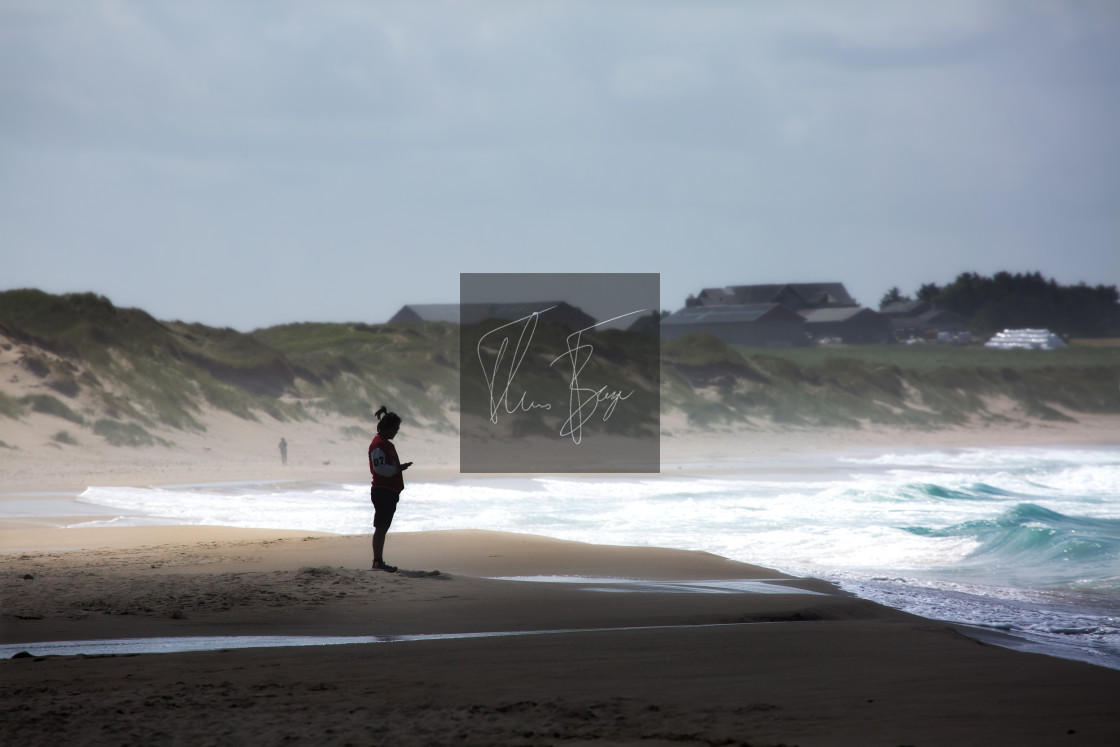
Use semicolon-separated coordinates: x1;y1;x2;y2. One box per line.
369;447;398;477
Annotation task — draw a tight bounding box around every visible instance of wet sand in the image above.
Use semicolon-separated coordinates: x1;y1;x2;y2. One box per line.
3;528;1120;746
4;413;1120;744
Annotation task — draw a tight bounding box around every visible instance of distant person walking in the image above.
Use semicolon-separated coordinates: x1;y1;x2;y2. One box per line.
368;406;412;572
278;437;288;466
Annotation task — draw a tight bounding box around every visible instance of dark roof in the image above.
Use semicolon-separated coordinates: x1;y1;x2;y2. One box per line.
798;307;878;323
626;311;663;335
785;283;857;307
461;302;595;329
390;302;596;329
696;283;856;308
697;284;787;305
389;304;461;324
880;300;930;316
662;303;803;325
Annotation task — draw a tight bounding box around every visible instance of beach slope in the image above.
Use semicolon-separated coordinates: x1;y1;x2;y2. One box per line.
3;529;1119;746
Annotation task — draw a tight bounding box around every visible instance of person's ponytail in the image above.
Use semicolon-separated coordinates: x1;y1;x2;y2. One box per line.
375;405;401;437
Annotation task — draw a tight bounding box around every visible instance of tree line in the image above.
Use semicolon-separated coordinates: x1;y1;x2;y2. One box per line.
880;271;1120;338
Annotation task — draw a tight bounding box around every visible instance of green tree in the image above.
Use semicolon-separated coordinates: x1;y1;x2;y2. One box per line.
916;283;941;302
923;272;1119;337
878;287;910;309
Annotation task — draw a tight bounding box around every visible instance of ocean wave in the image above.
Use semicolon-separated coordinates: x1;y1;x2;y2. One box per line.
840;447;1120;471
45;445;1120;669
901;503;1120;593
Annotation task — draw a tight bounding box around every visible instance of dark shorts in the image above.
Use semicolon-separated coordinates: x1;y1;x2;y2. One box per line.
371;487;400;529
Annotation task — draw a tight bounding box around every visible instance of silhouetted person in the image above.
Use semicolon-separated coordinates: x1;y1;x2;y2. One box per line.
368;406;412;572
278;437;287;466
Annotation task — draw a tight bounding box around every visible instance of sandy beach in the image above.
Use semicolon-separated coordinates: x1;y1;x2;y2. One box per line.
3;416;1120;745
2;527;1119;746
5;404;1120;494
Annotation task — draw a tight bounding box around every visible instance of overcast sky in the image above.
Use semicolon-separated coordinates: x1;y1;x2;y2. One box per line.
2;1;1118;330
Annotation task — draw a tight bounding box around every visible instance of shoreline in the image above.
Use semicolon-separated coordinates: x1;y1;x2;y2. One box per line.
2;520;1114;672
4;482;1119;675
4;441;1117;642
4;435;1117;553
0;524;1106;656
3;529;1119;745
3;415;1119;494
4;429;1119;744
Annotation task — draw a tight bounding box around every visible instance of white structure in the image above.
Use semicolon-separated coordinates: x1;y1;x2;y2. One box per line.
984;329;1066;350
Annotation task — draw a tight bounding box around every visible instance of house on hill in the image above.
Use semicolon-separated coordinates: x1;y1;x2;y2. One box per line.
690;282;858;311
390;304;462;324
879;300;968;340
626;310;665;337
798;307;893;344
674;281;892;345
879;299;929;317
390;302;596;330
660;303;807;347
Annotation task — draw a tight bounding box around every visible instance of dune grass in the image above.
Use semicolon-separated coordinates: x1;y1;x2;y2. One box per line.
0;391;23;419
657;334;1120;428
92;419;170;448
51;430;79;446
3;290;1116;435
20;394;85;425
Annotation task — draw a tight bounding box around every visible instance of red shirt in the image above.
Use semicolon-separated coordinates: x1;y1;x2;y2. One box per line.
368;434;404;492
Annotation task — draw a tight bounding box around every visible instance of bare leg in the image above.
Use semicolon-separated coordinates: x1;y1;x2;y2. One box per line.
372;526;388;564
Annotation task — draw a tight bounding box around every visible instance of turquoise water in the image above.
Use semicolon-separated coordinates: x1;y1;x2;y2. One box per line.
43;446;1120;668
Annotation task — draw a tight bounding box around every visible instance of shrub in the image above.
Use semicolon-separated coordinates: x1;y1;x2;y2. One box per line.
0;392;24;419
51;430;79;446
21;394;85;424
93;419;155;447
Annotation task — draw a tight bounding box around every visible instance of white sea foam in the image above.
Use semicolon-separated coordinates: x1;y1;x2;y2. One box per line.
50;446;1120;668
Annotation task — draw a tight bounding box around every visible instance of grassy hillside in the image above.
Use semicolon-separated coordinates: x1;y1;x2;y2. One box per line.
1;290;1117;447
0;290;457;447
661;336;1120;428
251;321;459;429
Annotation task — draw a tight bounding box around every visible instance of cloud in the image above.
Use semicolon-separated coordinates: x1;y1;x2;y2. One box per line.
1;1;1116;329
610;57;711;99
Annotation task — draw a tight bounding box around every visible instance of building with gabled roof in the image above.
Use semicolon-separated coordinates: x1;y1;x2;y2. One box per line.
691;282;858;312
390;304;462;324
661;303;807;347
798;307;892;344
879;301;968;340
785;282;858;308
390;302;596;330
880;299;931;317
